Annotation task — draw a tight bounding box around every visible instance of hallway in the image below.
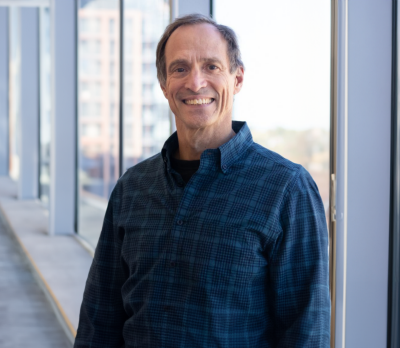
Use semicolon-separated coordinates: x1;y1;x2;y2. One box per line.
0;218;71;348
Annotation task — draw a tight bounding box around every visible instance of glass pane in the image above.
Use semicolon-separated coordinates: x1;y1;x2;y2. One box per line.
77;0;120;247
8;7;21;181
215;0;331;221
39;7;52;207
123;0;170;170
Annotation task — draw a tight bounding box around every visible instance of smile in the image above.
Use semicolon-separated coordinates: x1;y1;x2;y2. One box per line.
183;98;214;105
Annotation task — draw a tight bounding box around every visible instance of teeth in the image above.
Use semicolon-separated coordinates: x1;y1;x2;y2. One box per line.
185;98;212;105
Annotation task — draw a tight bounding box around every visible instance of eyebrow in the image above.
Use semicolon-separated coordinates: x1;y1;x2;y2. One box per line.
168;57;225;72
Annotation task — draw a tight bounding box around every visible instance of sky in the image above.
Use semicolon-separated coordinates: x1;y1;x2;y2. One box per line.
214;0;331;131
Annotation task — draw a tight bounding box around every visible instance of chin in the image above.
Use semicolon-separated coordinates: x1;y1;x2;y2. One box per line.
177;112;219;130
187;117;218;130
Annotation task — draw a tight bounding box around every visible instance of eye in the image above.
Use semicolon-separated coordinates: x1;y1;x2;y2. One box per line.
175;67;185;73
208;64;218;70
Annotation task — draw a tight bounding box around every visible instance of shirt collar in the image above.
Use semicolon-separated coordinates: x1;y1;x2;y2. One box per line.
161;121;253;173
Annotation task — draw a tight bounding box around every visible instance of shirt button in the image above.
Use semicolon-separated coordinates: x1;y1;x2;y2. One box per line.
222;164;227;170
177;220;183;225
163;157;167;163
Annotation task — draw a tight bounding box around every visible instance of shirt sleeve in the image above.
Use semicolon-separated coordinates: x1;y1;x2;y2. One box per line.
268;167;330;347
74;182;128;348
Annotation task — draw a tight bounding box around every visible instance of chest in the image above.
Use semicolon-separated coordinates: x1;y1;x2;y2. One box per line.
118;170;280;285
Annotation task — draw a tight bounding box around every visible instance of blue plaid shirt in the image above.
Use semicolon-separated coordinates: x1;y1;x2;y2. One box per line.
75;121;330;348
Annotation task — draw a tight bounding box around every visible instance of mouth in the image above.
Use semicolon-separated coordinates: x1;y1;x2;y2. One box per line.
183;98;215;105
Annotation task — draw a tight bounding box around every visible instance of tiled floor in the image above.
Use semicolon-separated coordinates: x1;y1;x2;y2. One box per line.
0;219;72;348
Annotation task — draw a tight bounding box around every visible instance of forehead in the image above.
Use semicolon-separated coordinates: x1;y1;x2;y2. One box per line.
164;23;229;65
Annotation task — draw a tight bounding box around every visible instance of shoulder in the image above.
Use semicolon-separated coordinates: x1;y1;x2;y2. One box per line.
247;141;304;189
246;142;322;206
109;153;164;207
119;153;163;185
250;142;300;172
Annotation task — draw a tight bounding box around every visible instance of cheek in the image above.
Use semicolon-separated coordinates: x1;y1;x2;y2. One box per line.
165;84;177;104
219;81;235;109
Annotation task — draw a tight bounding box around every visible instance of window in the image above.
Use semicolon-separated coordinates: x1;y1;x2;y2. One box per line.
94;40;101;54
81;102;89;116
121;0;170;180
125;40;133;56
124;102;133;118
77;0;120;247
215;0;331;222
94;82;101;97
82;123;101;137
80;18;89;32
109;18;115;36
109;102;115;117
76;0;170;247
110;40;115;56
215;0;333;339
126;18;133;36
39;7;52;207
80;17;101;33
109;82;116;98
95;61;101;75
94;102;101;117
125;81;133;97
80;39;88;54
8;7;21;181
124;124;133;139
109;61;115;77
124;61;132;75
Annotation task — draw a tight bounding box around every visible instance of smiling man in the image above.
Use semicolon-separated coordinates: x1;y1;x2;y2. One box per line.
74;14;330;348
160;22;243;161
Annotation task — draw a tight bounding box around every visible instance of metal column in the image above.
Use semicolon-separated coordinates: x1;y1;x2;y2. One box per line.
0;7;9;176
19;7;39;199
49;0;76;235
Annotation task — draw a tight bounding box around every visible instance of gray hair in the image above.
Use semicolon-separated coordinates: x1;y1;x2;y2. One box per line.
156;13;245;86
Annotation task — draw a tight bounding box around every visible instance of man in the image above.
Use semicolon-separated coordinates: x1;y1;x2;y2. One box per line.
74;14;330;348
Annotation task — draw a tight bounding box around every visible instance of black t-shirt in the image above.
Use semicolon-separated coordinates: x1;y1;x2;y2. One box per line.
170;156;200;184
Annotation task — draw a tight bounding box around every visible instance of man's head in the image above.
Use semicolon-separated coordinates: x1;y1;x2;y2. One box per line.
156;14;244;133
156;14;244;87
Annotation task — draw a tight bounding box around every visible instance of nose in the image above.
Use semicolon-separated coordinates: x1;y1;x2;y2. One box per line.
184;68;207;92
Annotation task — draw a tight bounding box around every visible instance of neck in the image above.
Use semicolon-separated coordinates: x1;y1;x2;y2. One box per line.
174;121;235;161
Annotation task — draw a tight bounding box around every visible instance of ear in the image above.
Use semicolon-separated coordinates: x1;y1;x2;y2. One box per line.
160;83;168;99
233;66;244;95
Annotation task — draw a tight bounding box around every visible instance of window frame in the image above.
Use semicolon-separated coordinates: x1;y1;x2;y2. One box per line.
388;0;400;347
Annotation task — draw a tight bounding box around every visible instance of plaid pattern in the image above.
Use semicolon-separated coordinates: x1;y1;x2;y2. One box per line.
74;121;330;348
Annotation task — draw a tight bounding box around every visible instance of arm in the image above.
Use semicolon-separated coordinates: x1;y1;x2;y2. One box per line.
269;167;330;347
74;183;128;348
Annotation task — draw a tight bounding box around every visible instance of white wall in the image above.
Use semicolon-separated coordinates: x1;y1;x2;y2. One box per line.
335;0;392;347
